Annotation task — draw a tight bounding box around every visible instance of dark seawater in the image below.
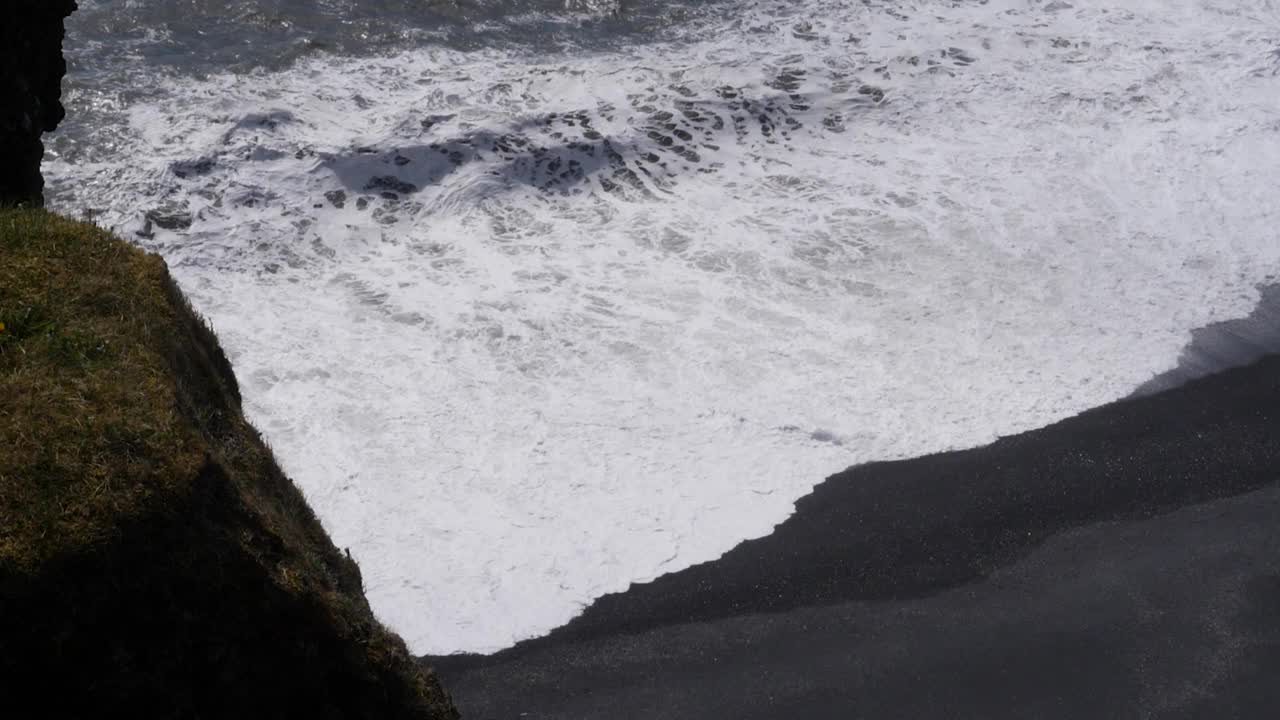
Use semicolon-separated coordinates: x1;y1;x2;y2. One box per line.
69;0;708;75
54;0;719;165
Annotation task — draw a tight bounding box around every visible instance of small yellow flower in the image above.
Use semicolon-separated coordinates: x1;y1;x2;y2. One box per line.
0;321;6;333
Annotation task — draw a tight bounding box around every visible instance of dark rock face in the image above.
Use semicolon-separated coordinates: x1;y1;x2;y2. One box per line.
0;1;78;207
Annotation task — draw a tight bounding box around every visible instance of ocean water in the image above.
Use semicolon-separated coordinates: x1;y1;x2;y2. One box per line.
47;0;1280;654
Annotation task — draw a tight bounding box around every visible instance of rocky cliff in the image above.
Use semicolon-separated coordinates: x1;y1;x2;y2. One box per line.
0;209;458;719
0;0;77;206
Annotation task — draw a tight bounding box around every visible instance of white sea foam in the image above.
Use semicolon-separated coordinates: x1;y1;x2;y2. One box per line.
48;0;1280;653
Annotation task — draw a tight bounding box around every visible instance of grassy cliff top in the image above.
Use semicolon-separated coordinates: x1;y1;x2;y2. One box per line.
0;208;456;718
0;208;208;572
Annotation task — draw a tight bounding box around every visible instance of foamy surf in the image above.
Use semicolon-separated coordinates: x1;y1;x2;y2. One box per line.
47;0;1280;653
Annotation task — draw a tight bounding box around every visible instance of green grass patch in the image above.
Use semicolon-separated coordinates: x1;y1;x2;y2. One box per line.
0;208;206;573
0;209;457;718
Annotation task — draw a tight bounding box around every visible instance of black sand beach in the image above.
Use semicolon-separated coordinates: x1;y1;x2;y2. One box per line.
428;295;1280;718
1135;285;1280;397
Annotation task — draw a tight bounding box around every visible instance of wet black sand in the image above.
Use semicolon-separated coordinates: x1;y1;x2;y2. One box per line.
1135;285;1280;397
427;295;1280;719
